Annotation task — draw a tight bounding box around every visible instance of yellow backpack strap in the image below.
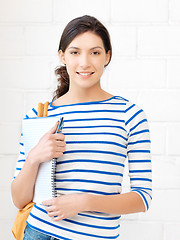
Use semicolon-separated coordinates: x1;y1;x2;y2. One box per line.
37;101;49;117
12;101;49;240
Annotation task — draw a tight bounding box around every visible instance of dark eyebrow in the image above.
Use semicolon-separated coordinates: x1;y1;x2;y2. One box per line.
67;46;103;50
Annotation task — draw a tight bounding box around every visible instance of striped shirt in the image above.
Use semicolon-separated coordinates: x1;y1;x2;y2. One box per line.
14;95;152;240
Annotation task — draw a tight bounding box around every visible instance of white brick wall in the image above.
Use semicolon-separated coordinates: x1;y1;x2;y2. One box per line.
0;0;180;239
138;26;180;56
111;0;169;23
53;0;110;23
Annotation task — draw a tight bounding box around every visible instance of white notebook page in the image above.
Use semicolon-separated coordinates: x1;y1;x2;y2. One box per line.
22;116;62;203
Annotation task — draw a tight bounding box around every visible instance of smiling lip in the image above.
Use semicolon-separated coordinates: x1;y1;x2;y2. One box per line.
77;72;94;76
76;72;95;79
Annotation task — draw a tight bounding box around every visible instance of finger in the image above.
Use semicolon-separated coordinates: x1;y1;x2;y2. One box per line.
53;133;65;141
48;121;59;134
56;142;66;150
46;205;55;212
47;211;59;218
54;151;63;159
56;139;66;146
52;214;65;221
55;148;66;154
42;199;53;206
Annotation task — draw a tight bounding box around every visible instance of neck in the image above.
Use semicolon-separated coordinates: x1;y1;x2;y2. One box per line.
66;82;107;103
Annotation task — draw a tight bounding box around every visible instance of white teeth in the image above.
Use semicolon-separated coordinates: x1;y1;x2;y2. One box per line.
78;72;93;76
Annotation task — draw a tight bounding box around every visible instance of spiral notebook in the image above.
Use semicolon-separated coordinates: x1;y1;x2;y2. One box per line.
22;116;64;203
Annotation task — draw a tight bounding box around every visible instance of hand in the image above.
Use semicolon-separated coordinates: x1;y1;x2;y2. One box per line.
27;121;66;164
42;193;86;221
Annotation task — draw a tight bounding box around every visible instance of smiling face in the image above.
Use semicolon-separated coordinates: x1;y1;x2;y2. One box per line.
59;31;111;90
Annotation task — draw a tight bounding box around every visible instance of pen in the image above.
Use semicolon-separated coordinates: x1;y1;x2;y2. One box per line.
55;117;64;134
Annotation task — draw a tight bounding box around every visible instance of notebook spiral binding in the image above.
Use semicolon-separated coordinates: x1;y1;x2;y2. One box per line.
51;117;64;198
51;158;57;198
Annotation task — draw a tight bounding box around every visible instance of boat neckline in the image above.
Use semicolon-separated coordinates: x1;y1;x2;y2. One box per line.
49;95;118;108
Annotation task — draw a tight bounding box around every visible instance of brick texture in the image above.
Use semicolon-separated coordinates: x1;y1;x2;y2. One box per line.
1;0;180;239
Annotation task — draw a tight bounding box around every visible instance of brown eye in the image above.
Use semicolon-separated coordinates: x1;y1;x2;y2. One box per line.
92;51;100;55
70;51;79;55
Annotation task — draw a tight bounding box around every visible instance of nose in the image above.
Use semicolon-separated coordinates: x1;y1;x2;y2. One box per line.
79;53;90;69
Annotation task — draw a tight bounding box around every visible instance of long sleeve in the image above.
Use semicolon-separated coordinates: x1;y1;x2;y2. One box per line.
125;102;152;211
11;96;152;239
13;106;38;179
13;132;26;179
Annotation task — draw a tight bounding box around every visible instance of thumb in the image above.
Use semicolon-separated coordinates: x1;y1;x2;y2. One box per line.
49;121;59;134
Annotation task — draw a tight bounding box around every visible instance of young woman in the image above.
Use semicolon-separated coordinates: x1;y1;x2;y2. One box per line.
11;15;152;240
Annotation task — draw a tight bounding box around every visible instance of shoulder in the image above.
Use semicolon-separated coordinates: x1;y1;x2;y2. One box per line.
115;95;148;125
126;101;147;124
115;95;145;113
125;100;145;116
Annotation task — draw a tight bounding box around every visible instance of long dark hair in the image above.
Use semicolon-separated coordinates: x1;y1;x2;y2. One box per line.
52;15;112;101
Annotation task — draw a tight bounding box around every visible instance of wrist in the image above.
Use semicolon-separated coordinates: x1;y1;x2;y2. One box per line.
27;147;42;165
26;154;40;167
78;193;91;212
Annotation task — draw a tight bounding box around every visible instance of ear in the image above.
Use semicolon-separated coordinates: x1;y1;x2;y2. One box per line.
105;50;111;66
58;50;66;65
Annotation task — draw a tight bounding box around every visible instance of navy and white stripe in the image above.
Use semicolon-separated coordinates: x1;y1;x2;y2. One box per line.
13;95;152;239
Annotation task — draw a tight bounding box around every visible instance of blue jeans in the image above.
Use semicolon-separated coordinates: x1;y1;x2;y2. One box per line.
23;224;59;240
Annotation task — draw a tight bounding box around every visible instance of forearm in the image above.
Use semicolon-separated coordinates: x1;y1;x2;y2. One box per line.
83;192;145;215
11;157;40;209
